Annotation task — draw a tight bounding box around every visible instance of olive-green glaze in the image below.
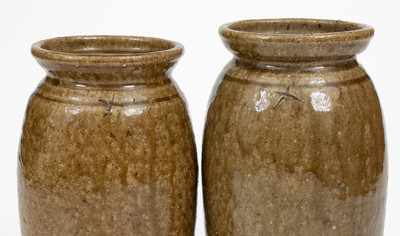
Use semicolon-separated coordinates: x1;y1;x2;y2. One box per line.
203;19;387;236
19;36;197;235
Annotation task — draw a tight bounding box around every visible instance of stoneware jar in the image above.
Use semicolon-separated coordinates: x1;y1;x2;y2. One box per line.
203;19;387;235
18;36;197;235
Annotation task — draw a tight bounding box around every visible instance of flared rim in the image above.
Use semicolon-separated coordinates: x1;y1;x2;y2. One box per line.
31;35;184;65
220;18;374;43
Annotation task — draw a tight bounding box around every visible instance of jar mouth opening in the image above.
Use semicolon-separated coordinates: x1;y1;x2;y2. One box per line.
32;35;183;65
221;18;374;42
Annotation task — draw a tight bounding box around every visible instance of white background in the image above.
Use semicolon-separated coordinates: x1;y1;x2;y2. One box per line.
1;0;399;235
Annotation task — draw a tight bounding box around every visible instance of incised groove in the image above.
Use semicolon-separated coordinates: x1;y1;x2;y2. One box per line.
224;74;369;88
274;86;303;108
35;93;180;107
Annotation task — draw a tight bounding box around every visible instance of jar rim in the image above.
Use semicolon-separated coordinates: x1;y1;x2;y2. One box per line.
31;35;184;65
219;18;374;61
220;18;374;43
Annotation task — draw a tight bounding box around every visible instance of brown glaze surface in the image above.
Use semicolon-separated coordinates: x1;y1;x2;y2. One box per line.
203;19;387;236
19;36;197;235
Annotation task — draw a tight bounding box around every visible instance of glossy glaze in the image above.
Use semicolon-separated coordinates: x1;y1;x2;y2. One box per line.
19;36;197;235
203;19;387;236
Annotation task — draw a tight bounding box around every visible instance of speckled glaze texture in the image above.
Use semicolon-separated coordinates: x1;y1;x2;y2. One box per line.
18;36;197;235
203;19;387;236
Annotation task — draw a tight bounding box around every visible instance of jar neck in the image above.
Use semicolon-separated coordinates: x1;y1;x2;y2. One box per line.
235;56;358;71
38;59;177;87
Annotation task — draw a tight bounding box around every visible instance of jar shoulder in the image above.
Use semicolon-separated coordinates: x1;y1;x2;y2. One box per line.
222;59;370;87
19;79;197;190
209;59;380;112
20;78;195;163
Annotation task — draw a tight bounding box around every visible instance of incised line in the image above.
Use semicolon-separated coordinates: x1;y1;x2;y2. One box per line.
98;94;125;116
273;86;303;108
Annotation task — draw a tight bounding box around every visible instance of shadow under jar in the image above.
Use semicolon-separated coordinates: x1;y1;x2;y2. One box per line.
18;36;197;235
203;19;387;236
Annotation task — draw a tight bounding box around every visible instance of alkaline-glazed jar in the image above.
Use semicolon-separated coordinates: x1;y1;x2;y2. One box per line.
19;36;197;235
203;19;387;235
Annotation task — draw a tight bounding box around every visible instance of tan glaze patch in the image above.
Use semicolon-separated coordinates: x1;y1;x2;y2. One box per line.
19;35;197;236
203;19;387;236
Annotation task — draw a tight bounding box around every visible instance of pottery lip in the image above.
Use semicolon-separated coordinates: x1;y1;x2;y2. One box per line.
220;18;374;43
219;18;374;61
31;35;184;67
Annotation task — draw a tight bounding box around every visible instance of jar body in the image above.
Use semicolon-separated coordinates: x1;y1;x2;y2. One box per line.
19;77;197;235
203;59;387;235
